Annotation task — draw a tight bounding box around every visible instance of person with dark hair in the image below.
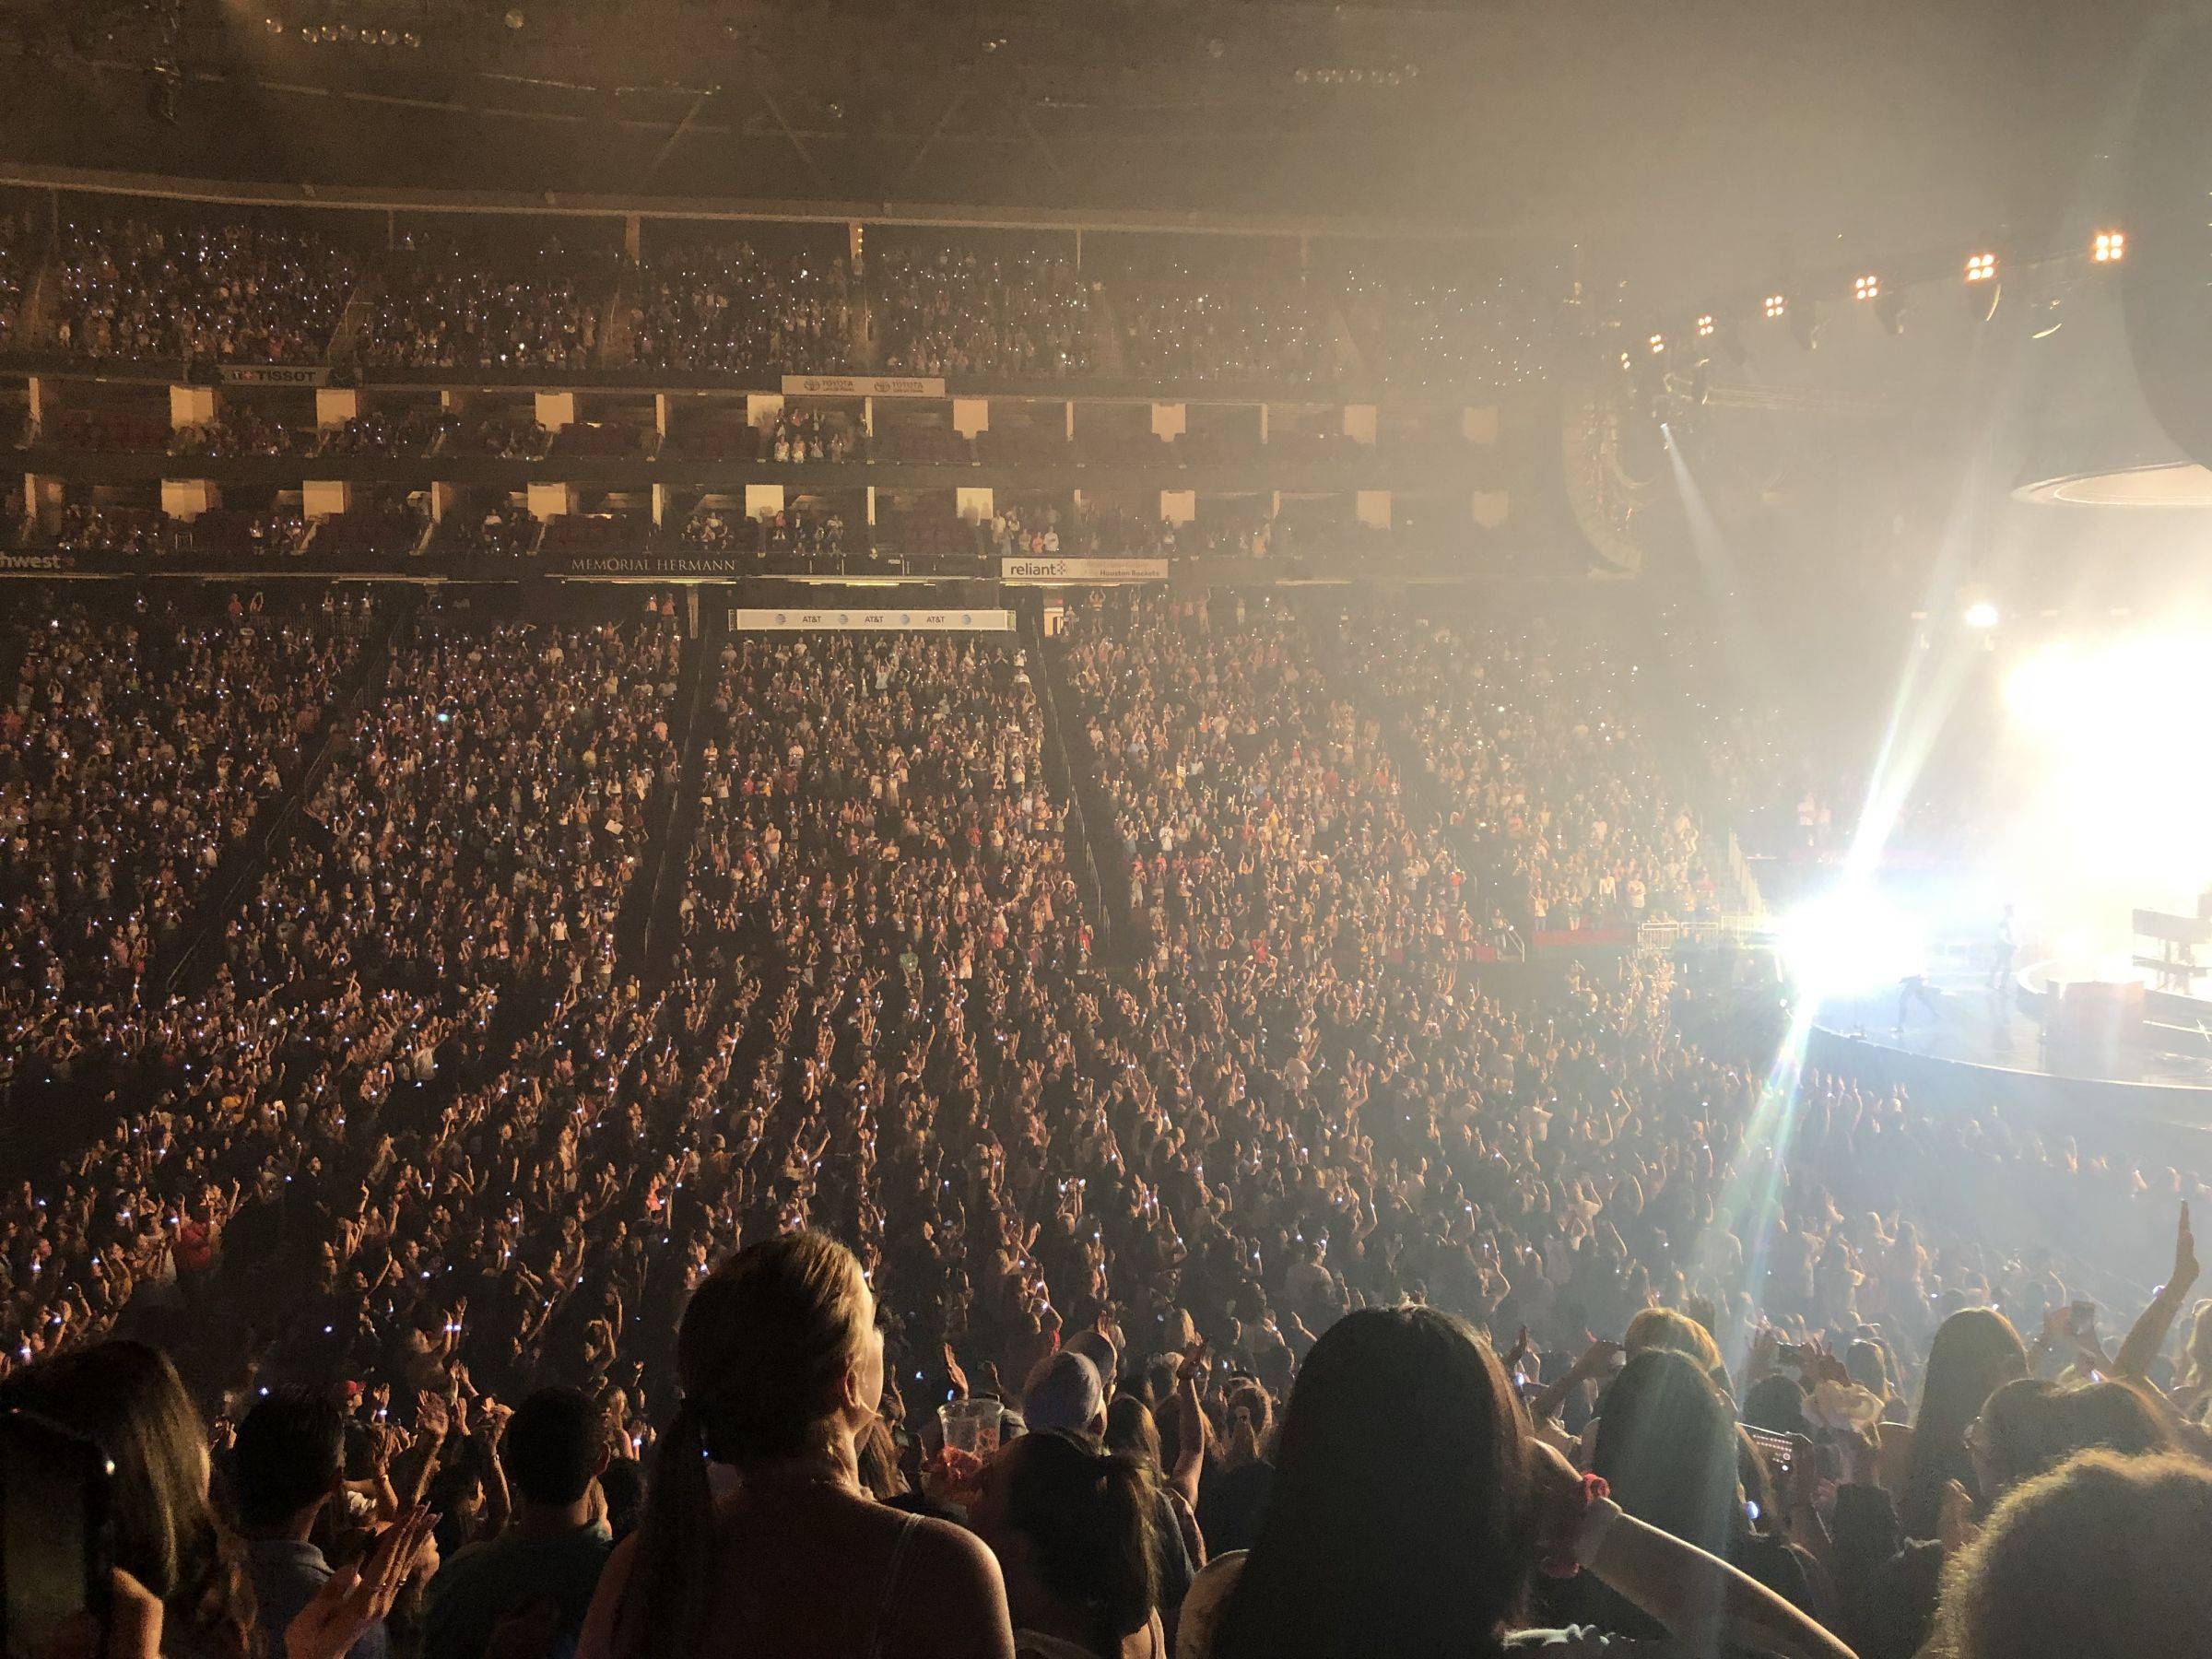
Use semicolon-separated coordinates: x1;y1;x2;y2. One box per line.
595;1458;646;1545
1741;1371;1809;1436
421;1387;614;1659
233;1388;426;1659
1967;1377;2175;1500
1897;1309;2028;1541
1181;1305;1855;1659
1846;1372;2180;1659
969;1427;1164;1658
1022;1345;1196;1618
1557;1349;1818;1635
576;1231;1013;1659
1193;1379;1273;1558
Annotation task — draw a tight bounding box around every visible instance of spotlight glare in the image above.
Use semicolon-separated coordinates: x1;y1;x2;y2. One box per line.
1695;313;1715;337
1963;600;2001;629
2092;229;2125;263
1763;293;1786;320
1780;888;1926;1000
1648;333;1665;355
1853;274;1880;301
1966;253;1996;282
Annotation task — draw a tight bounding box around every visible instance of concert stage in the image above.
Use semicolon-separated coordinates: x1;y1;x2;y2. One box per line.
1806;967;2212;1156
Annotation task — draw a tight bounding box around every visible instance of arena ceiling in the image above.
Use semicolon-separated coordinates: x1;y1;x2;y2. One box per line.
0;0;2170;294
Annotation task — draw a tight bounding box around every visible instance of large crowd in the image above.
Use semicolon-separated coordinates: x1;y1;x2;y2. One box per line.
0;596;360;1061
361;238;618;372
873;244;1097;379
53;217;357;365
630;241;857;378
0;582;2202;1659
5;206;1551;391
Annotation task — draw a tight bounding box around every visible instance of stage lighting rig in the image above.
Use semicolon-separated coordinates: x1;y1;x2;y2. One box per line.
1763;293;1787;320
1853;273;1880;302
1695;313;1715;338
2092;229;2125;264
1966;253;1996;282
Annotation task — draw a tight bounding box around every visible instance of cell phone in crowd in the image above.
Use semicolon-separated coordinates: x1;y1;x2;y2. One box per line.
0;1409;115;1658
1746;1425;1795;1479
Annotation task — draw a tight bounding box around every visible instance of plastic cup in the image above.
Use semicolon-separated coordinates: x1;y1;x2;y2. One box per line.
938;1397;1001;1460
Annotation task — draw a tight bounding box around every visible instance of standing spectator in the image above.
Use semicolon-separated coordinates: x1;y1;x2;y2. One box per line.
232;1388;430;1659
967;1427;1166;1658
579;1232;1014;1659
422;1388;614;1659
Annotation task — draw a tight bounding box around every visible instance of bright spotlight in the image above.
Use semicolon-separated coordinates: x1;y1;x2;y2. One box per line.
1648;333;1666;355
1780;888;1926;1000
1965;253;1996;282
1695;313;1715;337
2092;229;2125;264
1853;274;1880;301
1763;294;1787;320
1963;600;2001;629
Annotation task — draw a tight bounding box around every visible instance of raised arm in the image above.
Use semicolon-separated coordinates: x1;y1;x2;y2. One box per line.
1167;1342;1210;1511
2116;1202;2197;1381
1535;1442;1857;1659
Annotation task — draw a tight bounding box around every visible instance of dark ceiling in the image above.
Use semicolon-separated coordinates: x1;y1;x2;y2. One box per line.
0;0;2173;298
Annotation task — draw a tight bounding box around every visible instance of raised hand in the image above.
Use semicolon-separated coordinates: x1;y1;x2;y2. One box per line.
1937;1478;1980;1555
286;1506;436;1659
1502;1325;1534;1375
1570;1336;1623;1381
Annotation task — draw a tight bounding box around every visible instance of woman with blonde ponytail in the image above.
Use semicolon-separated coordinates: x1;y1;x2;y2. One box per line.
576;1231;1014;1659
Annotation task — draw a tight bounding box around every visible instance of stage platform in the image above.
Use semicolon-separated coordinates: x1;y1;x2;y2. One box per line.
1807;968;2212;1155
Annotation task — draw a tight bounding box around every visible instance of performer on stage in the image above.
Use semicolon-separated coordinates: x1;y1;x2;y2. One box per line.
1897;971;1942;1033
1990;902;2018;990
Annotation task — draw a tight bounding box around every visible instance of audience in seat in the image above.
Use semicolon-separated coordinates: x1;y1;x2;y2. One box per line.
54;215;355;363
363;237;614;371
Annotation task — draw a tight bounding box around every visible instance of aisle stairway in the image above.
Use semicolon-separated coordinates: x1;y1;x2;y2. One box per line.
1020;593;1126;967
151;592;414;999
623;604;720;981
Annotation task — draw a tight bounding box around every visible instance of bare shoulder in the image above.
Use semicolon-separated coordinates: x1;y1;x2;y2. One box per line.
900;1511;1005;1584
575;1530;641;1659
892;1514;1015;1659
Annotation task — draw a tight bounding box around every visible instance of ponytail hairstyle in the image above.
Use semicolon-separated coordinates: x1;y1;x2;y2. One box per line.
1002;1428;1160;1654
615;1231;873;1659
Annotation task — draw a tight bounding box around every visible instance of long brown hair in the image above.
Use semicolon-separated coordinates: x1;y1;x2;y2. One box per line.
3;1340;256;1658
1904;1308;2028;1538
1211;1304;1533;1659
613;1231;872;1658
